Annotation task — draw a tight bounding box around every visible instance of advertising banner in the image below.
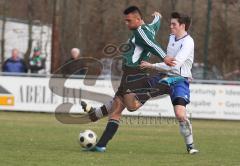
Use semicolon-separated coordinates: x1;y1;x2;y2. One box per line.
0;76;240;120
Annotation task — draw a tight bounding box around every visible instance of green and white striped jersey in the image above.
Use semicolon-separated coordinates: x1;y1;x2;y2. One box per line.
122;15;166;68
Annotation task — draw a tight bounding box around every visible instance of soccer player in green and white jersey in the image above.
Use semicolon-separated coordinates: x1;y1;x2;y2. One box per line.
81;6;176;152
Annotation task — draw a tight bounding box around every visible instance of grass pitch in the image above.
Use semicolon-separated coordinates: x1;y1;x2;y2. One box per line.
0;111;240;166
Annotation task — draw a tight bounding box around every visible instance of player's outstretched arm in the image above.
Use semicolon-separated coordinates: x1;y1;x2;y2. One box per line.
149;11;162;32
140;60;171;71
152;11;162;18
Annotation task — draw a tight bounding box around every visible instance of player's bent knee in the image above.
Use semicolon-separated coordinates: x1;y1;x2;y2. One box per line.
123;93;142;112
126;103;140;112
176;113;186;122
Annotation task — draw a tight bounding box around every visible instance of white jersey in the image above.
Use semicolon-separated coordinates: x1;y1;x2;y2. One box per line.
153;33;194;78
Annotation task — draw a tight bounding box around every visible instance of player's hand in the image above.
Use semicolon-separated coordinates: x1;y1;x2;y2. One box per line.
164;56;176;66
140;61;153;69
152;11;162;18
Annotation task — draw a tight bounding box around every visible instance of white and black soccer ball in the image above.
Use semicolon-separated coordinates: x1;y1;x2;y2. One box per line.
79;130;97;149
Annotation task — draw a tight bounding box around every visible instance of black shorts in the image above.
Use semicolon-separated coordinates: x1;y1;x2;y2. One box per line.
115;66;149;98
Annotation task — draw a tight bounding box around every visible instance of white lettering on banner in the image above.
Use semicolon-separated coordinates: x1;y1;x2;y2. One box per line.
0;76;240;120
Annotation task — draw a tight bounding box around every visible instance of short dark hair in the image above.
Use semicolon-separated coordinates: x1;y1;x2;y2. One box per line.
123;6;142;18
171;12;191;31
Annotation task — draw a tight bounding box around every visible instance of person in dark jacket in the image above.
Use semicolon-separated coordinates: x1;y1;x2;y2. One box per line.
29;47;45;73
2;48;28;73
62;48;86;75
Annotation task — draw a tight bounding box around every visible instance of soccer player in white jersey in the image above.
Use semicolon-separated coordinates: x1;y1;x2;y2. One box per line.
140;12;199;154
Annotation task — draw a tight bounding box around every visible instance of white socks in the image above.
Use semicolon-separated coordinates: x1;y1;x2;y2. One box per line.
179;119;194;145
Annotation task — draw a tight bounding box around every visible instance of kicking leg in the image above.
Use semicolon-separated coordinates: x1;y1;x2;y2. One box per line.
81;98;115;122
81;90;148;121
91;96;125;152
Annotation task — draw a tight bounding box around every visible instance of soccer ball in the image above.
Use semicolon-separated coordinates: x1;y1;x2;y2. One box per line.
78;130;97;149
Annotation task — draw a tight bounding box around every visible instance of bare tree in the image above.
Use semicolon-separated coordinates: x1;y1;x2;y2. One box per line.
190;0;196;33
210;0;237;74
42;0;52;61
60;0;68;59
24;0;34;69
0;0;8;69
170;0;179;11
76;0;83;46
51;0;61;73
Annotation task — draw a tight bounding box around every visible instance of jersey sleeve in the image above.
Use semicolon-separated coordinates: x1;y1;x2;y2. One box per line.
153;37;194;71
152;62;171;71
133;27;166;60
148;15;161;32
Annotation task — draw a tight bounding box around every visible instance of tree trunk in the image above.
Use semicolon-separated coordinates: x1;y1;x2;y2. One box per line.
190;0;196;33
203;0;212;79
171;0;178;11
51;0;61;73
24;0;34;69
77;0;82;47
1;0;8;70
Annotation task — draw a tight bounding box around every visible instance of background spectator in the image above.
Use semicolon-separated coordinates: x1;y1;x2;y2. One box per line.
62;48;86;75
29;47;46;73
70;48;80;60
2;48;28;73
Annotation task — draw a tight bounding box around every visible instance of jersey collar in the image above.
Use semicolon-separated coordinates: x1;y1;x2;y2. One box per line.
175;33;188;41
